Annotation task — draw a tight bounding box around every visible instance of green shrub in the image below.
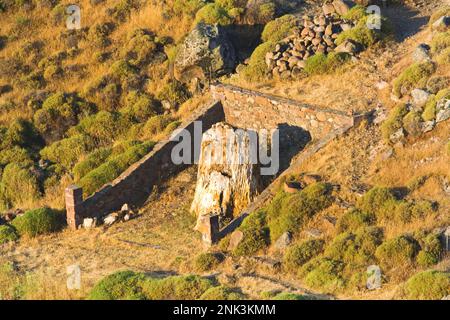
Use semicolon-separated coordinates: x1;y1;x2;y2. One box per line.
0;225;19;244
194;3;233;26
88;271;146;300
34;92;96;141
110;59;137;80
111;0;138;22
394;200;436;224
392;61;436;98
140;115;174;138
375;235;419;271
233;210;270;256
40;134;95;171
422;88;450;121
2;118;41;150
304;52;351;75
141;274;215;300
79;141;154;196
272;292;312;300
173;0;205;17
12;207;63;238
268;183;333;241
72;147;112;180
242;41;275;81
199;286;245;300
157;80;190;108
341;5;366;21
303;258;346;293
121;91;159;123
124;29;159;67
416;233;442;267
380;104;408;141
426;76;450;94
357;186;397;218
261;15;300;43
194;252;223;272
0;146;34;168
0;163;40;209
336;209;375;233
283;239;324;273
430;31;450;55
403;271;450;300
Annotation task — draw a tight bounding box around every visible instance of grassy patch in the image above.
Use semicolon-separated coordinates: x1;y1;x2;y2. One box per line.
12;207;64;238
392;62;436;98
304;52;351;76
402;271;450;300
194;252;223;272
233;210;270;257
375;235;419;271
283;239;325;273
380;103;408;141
0;224;19;244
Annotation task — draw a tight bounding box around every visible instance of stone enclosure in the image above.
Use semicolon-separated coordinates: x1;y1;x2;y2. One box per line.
65;83;364;242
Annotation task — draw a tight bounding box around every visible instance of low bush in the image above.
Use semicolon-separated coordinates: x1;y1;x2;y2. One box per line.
380;103;408;141
121;91;159;123
272;292;312;300
416;233;443;267
194;3;233;26
194;252;223;272
304;52;351;75
0;225;19;244
402;271;450;300
303;258;346;293
336;209;375;233
0;146;34;168
199;286;245;300
242;41;275;81
261;15;300;43
422;88;450;121
124;29;160;67
1;118;42;150
88;271;146;300
78;141;154;196
430;31;450;55
141;274;216;300
283;239;325;273
392;61;436;98
172;0;205;17
402;111;422;137
436;47;450;65
12;207;63;238
157;80;190;108
72;147;112;180
268;183;333;241
233;210;270;257
426;76;450;94
0;163;40;210
375;235;420;271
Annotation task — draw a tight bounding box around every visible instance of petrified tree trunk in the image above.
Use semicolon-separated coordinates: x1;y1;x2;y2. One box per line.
191;122;262;230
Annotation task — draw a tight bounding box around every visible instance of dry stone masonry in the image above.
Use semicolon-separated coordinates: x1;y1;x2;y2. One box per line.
266;0;358;78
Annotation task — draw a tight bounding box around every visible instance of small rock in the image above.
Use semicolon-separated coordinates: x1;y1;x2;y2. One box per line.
305;229;322;238
103;213;118;226
432;16;450;32
322;3;336;15
274;232;293;250
381;147;394;160
411;88;430;108
83;218;97;229
436;99;450;123
283;181;302;193
389;128;405;144
412;44;431;62
332;0;351;16
335;39;360;54
420;120;435;133
375;81;389;90
121;203;130;212
228;230;244;251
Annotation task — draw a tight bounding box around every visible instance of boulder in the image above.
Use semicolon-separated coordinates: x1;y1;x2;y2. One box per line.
335;39;360;54
412;44;431;62
420;120;435;133
174;23;236;82
432;16;450;32
83;218;97;229
274;232;293;250
322;3;336;15
411;88;430;108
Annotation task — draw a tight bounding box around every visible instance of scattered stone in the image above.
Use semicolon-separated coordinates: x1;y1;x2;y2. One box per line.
83;218;97;229
412;44;431;62
332;0;351;16
420;120;435;133
274;232;293;250
375;81;389;90
228;230;244;251
389;128;405;144
411;88;430;108
322;3;336;15
103;213;118;226
435;98;450;123
121;203;130;212
432;16;450;32
305;229;322;238
366;265;382;290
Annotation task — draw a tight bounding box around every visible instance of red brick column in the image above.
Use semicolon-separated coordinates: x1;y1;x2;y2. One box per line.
65;185;84;230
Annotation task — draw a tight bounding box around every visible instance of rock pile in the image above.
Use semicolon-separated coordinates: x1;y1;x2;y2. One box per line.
265;1;357;78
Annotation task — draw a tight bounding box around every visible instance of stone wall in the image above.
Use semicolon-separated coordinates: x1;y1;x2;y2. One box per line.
212;83;357;139
65;101;225;229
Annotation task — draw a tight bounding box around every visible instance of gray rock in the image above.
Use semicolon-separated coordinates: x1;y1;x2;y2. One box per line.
174;23;236;81
411;88;430;108
436;99;450;123
432;16;450;32
420;120;435;133
412;44;431;62
335;39;360;54
274;232;293;250
83;218;97;229
389;128;405;144
103;213;117;226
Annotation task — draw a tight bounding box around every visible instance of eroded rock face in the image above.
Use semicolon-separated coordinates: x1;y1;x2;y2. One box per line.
191;123;263;228
174;23;236;82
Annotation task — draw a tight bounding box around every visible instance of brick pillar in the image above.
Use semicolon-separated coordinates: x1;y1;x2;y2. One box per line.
198;214;220;246
65;185;84;230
